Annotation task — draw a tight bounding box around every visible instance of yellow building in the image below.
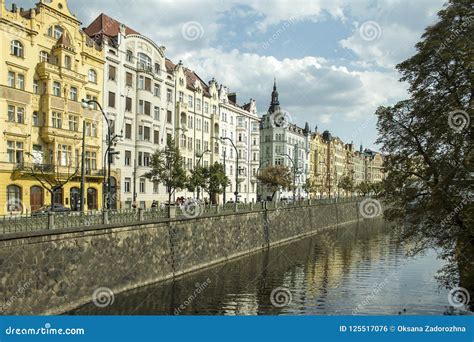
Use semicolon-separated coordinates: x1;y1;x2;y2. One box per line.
0;0;104;215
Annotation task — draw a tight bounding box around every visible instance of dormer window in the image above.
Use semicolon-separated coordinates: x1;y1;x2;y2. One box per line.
126;50;133;62
48;25;64;39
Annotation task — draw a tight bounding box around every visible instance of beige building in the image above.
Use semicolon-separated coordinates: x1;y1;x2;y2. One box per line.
0;0;104;215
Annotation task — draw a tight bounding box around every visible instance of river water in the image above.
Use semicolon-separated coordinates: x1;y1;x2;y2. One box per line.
69;219;471;315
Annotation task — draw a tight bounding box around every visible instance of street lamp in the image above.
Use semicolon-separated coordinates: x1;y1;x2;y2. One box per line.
81;99;121;209
220;137;239;203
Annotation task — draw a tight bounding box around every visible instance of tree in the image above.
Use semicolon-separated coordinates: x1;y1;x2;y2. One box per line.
355;181;371;196
202;163;229;204
302;178;316;198
338;175;354;196
257;165;292;201
145;136;187;212
370;182;384;197
186;165;206;199
375;0;473;303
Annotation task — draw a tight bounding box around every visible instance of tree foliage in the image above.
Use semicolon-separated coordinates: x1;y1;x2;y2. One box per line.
257;165;292;200
145;136;187;205
338;175;355;195
375;0;473;295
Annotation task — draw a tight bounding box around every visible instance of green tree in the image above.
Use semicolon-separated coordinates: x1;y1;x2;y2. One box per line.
375;0;473;300
370;182;384;197
338;175;354;196
203;163;229;204
355;181;371;196
257;165;292;201
186;165;206;198
145;136;187;212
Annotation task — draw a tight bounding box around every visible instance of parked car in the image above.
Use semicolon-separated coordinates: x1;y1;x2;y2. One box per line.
32;204;71;216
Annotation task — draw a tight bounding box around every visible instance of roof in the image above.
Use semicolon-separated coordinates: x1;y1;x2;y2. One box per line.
165;58;175;73
84;13;140;41
183;68;211;97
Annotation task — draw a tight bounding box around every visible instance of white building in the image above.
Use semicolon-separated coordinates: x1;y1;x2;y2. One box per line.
259;80;311;201
85;14;175;208
218;86;259;203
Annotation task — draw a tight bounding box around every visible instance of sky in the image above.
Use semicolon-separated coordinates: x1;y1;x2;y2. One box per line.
8;0;446;150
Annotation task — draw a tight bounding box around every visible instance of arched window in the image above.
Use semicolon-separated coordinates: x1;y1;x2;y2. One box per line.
11;40;23;57
137;53;152;71
88;69;97;83
48;25;64;39
7;185;22;212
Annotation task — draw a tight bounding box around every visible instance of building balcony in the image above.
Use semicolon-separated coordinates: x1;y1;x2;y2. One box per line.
36;62;86;82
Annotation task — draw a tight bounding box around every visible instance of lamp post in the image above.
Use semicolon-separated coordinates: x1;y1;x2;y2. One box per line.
196;149;211;200
81;99;121;209
220;137;239;203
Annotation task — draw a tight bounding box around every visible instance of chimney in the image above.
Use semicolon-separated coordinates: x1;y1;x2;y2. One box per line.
11;3;17;12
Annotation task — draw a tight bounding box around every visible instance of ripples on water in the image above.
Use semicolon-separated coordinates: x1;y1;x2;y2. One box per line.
69;219;471;315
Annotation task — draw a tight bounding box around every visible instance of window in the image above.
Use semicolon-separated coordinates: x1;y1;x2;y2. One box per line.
203;140;209;152
167;89;172;102
126;50;133;62
144;126;151;141
33;80;39;94
69;87;77;101
196;118;201;131
139;178;146;193
187;95;193;107
180;134;186;147
178;91;184;103
7;141;23;164
212;105;217;114
68;115;78;131
17;74;24;90
57;144;72;166
124;178;131;193
204;120;209;133
126;72;133;87
88;69;97;83
125;97;132;111
7;105;24;123
7;71;15;87
196;139;201;153
167;110;172;123
11;40;23;57
137;53;152;71
154;63;161;74
187;137;193;150
154;106;160;120
53;81;61;96
196;98;201;111
85;151;97;170
144;77;151;91
138;100;151;115
52;111;62;128
39;51;49;62
154;130;159;144
108;91;115;108
48;25;64;39
138;75;144;89
108;65;116;80
204;102;209;114
6;185;22;212
85;94;98;109
143;152;150;166
64;55;71;69
32;111;39;126
124;150;131;166
154;83;161;97
125;123;132;139
188;115;193;129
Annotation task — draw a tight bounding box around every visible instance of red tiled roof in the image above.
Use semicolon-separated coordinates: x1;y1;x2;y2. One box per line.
84;13;139;39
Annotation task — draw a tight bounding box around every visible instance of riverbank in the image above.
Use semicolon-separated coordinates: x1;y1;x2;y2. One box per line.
0;199;364;315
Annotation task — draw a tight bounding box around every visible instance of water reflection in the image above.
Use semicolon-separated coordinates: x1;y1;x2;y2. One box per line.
69;219;471;315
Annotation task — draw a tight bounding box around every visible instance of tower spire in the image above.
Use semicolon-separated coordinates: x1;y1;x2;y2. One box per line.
268;78;280;113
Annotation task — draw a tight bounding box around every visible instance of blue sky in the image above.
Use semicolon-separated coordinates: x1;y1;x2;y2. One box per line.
8;0;446;149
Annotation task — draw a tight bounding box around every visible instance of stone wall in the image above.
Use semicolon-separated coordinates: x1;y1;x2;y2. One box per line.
0;200;361;315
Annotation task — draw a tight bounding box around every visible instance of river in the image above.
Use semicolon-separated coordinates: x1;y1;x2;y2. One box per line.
69;219;471;315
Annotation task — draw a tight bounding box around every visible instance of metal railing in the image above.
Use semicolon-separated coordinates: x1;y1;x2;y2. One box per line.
0;197;364;236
